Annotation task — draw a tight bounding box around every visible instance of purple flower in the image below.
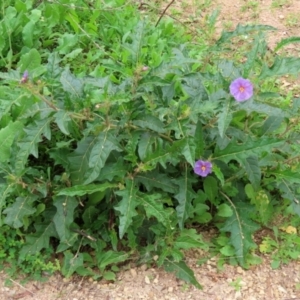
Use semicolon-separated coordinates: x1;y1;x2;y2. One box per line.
229;77;253;102
194;160;212;177
20;70;29;84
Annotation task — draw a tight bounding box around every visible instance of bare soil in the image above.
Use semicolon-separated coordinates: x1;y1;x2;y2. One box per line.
1;1;300;299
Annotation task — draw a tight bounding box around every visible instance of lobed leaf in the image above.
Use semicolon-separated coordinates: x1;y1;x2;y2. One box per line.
115;179;139;238
220;201;260;266
164;260;202;289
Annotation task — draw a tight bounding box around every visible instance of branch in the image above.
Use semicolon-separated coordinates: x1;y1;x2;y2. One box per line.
155;0;176;27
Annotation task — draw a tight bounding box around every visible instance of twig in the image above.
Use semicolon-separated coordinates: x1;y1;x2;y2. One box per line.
155;0;176;27
5;277;34;296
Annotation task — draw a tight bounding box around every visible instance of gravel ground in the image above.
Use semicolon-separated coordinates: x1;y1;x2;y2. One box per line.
1;256;300;300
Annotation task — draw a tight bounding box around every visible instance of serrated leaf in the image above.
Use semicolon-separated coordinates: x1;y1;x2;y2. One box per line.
220;201;260;266
203;177;218;205
181;137;196;167
194;121;204;158
62;251;83;278
54;110;71;135
53;196;78;247
18;48;41;71
271;169;300;184
164;261;202;289
137;193;171;228
174;229;208;250
68;136;98;184
3;196;37;228
0;121;23;162
274;36;300;52
214;137;283;164
82;206;99;226
174;165;197;229
244;156;261;190
97;157;127;181
261;116;284;135
60;68;83;97
47;52;62;79
217;24;275;45
135;171;177;193
0;184;13;226
115;179;139;238
58;182;117;196
259;57;300;79
84;131;121;184
15;117;52;174
138;132;159;160
97;250;129;272
123;20;146;65
19;209;57;259
212;164;224;186
133;115;165;133
240;98;287;117
144;138;181;169
218;101;232;138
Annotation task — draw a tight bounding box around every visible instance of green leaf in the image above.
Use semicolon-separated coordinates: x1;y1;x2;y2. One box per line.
3;196;37;228
68;136;98;184
54;110;72;135
19;209;57;259
97;250;129;272
60;68;83;97
62;251;83;278
259;57;300;79
138;132;158;160
274;36;300;52
212;164;224;186
53;196;78;247
218;99;232;138
214;137;283;164
15;117;52;174
133;114;165;133
135;171;177;193
261;116;284;135
181;137;196;167
0;184;13;226
174;229;208;250
174;165;196;229
220;245;235;256
124;20;146;65
164;261;202;289
217;203;233;217
220;201;260;266
241;99;287;117
115;179;139;238
217;24;275;45
270;169;300;184
84;131;121;184
0;121;23;162
103;271;116;281
203;177;218;204
18;48;41;72
244;156;261;190
137;193;171;228
194;120;204;158
97;158;127;182
58;182;118;197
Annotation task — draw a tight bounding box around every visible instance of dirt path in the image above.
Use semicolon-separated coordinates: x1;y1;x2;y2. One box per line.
1;256;300;300
1;1;300;299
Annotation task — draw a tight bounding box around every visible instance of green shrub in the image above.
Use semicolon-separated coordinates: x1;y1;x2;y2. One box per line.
1;0;300;287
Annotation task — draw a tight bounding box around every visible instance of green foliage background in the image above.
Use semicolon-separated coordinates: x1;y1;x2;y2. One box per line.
1;0;300;287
